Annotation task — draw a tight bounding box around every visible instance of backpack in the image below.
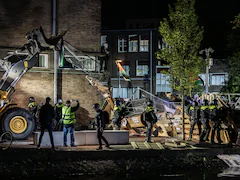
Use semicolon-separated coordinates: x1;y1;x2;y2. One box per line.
102;110;110;124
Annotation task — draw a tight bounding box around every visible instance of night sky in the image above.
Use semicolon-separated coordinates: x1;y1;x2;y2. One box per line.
101;0;240;58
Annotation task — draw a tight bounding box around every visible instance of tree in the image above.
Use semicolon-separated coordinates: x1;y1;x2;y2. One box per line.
156;0;204;140
222;14;240;93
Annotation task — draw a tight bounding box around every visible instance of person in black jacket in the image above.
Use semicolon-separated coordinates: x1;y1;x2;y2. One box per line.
144;100;158;142
37;97;55;149
93;103;110;150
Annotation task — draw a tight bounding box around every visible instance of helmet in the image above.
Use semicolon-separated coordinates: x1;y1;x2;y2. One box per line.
115;99;121;106
58;98;63;104
192;101;196;106
29;97;35;102
147;100;153;106
203;99;209;106
93;103;100;109
212;99;218;105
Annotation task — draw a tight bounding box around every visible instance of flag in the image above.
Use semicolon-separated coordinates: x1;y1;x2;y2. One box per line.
195;76;204;85
115;61;131;82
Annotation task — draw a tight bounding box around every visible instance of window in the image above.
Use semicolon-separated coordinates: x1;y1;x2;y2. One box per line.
139;34;149;52
210;74;227;85
112;87;139;99
129;34;138;52
136;60;148;76
118;36;127;52
156;67;172;93
101;35;107;46
7;52;48;68
63;55;96;71
36;54;48;68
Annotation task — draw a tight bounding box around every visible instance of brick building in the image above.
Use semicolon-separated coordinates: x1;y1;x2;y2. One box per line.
0;0;103;128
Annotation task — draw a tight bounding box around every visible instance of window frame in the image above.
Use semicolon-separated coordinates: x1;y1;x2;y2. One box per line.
139;34;149;52
128;34;138;52
118;36;127;53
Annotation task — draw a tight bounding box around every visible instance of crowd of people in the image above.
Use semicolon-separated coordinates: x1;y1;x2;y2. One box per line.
28;97;109;150
186;96;237;145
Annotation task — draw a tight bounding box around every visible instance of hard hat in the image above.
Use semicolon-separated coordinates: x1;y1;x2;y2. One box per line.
29;97;35;102
58;99;63;103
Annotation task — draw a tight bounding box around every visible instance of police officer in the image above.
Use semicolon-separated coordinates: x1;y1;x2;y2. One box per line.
93;103;110;150
144;100;157;142
188;101;201;141
112;99;124;130
28;97;38;130
54;98;64;131
62;100;79;147
209;99;222;144
199;99;210;142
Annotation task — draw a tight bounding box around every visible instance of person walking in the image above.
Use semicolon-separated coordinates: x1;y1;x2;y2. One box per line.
37;97;55;149
188;101;202;141
144;100;158;143
93;103;110;150
54;98;64;131
62;99;79;147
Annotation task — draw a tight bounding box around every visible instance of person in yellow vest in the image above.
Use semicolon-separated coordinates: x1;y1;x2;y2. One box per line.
54;98;64;131
199;99;210;142
209;99;223;144
28;97;38;130
62;99;79;147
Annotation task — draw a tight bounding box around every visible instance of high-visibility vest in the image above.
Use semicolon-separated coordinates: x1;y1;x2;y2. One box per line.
62;106;76;125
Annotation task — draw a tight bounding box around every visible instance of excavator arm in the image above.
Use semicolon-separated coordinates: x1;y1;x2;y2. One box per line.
0;26;66;94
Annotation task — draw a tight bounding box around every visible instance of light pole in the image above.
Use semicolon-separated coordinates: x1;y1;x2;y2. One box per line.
115;59;122;97
199;48;214;94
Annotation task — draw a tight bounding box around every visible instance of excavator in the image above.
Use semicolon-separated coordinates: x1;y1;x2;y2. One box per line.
0;26;66;139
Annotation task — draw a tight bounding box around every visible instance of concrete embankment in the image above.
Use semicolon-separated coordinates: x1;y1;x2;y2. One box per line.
1;146;239;178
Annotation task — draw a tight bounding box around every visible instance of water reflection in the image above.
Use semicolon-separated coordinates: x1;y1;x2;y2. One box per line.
3;169;240;180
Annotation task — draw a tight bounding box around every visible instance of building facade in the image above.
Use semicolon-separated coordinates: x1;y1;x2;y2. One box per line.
102;29;228;100
0;0;103;127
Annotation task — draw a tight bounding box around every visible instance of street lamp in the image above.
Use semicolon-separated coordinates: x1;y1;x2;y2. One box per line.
199;48;214;94
115;59;122;97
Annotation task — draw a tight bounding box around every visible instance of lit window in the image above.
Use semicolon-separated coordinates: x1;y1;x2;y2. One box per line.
156;68;172;93
139;35;149;52
129;35;138;52
63;55;96;71
118;36;127;52
101;35;107;46
7;52;48;68
36;54;48;68
210;74;227;85
136;60;148;76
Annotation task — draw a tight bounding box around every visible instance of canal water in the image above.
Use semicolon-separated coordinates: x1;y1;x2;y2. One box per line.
3;167;240;180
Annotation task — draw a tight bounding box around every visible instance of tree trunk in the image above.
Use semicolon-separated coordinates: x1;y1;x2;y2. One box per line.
182;93;185;140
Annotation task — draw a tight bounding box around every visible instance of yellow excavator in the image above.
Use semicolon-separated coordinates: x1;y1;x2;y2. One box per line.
0;26;66;139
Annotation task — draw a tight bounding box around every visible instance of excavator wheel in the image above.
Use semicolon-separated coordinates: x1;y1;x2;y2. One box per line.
1;108;35;140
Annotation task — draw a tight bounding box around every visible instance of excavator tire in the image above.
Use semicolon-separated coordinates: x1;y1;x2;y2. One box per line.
1;108;35;140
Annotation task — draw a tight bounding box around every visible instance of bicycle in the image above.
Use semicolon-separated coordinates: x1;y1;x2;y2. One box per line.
0;131;13;150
